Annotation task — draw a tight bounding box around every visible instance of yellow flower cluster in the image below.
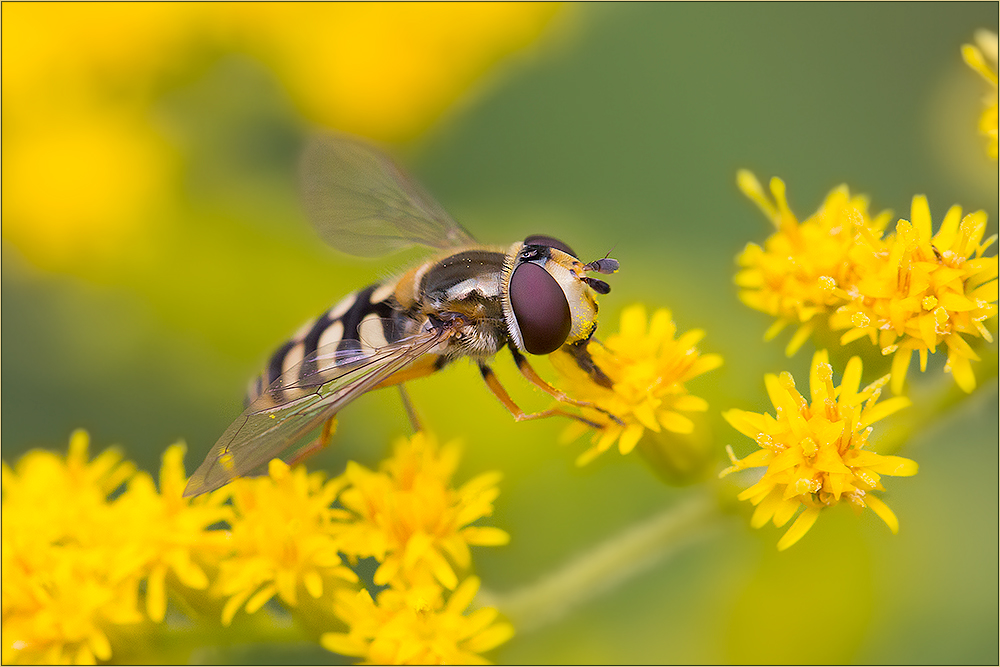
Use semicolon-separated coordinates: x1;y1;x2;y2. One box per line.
962;29;999;160
551;304;723;466
830;197;997;394
321;432;513;663
735;170;893;356
2;431;512;665
1;431;230;664
322;576;513;665
721;351;918;550
215;460;357;627
737;171;998;393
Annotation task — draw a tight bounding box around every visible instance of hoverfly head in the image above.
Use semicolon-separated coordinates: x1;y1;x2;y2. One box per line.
502;235;618;355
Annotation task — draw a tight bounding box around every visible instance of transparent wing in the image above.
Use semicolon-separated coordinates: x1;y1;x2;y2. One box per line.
183;326;451;497
301;133;478;257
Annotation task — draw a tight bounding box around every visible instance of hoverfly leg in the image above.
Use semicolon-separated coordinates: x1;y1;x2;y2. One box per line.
507;346;625;427
478;363;606;430
287;416;338;468
397;384;423;433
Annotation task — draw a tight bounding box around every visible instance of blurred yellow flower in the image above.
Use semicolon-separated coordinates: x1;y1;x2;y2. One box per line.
962;29;999;160
2;2;563;274
551;304;723;466
215;458;358;627
332;432;509;592
721;351;917;551
735;170;892;356
321;576;514;665
229;3;564;142
829;196;998;393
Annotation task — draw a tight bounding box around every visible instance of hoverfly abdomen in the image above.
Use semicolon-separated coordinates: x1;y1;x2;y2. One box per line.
247;280;408;406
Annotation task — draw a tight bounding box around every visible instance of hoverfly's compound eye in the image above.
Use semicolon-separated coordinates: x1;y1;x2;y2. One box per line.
509;262;572;355
523;234;578;258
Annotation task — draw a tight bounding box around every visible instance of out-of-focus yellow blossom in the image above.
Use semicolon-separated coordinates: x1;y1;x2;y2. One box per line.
721;351;917;551
332;432;509;592
962;29;999;159
551;304;723;466
321;576;514;665
3;3;562;275
829;196;998;394
735;170;892;356
214;459;358;627
227;3;564;142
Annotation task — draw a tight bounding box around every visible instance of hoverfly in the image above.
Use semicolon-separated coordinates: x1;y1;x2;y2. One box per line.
183;134;620;497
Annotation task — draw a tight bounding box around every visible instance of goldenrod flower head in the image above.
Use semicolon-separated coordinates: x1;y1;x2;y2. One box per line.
721;351;917;550
215;459;357;626
115;443;233;623
333;432;509;592
2;432;240;663
735;170;892;356
2;431;142;664
551;304;722;466
321;576;514;665
830;196;998;393
962;29;999;159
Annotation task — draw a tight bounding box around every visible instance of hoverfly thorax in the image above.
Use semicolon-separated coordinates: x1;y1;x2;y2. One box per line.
502;235;617;355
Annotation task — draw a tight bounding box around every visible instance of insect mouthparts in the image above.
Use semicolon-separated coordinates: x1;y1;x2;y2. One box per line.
582;277;612;294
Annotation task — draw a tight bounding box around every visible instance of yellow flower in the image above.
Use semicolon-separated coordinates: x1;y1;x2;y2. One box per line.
214;459;358;626
551;304;723;466
721;351;917;551
115;443;233;623
321;576;514;665
962;29;999;160
3;3;561;276
734;170;892;356
228;3;564;142
332;432;509;592
2;431;143;664
830;196;998;393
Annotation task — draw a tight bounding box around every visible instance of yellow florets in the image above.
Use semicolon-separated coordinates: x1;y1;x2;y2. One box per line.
830;196;998;393
321;576;514;665
331;432;510;591
721;351;918;550
738;172;998;393
962;30;999;160
551;304;722;466
735;170;892;356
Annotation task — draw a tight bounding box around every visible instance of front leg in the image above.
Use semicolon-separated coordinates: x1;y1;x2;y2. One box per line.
507;345;624;426
478;362;605;429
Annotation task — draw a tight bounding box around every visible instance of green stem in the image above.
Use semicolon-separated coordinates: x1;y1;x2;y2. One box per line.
477;492;722;634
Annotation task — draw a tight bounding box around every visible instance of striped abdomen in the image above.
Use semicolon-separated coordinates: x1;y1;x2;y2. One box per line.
246;280;410;405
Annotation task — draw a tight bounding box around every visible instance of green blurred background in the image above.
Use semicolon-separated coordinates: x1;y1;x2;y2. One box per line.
3;3;997;664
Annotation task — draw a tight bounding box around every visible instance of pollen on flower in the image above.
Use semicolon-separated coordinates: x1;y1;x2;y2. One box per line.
737;173;998;392
829;196;998;393
720;351;918;550
331;432;509;592
321;576;514;664
550;304;722;467
734;170;893;356
962;29;999;160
